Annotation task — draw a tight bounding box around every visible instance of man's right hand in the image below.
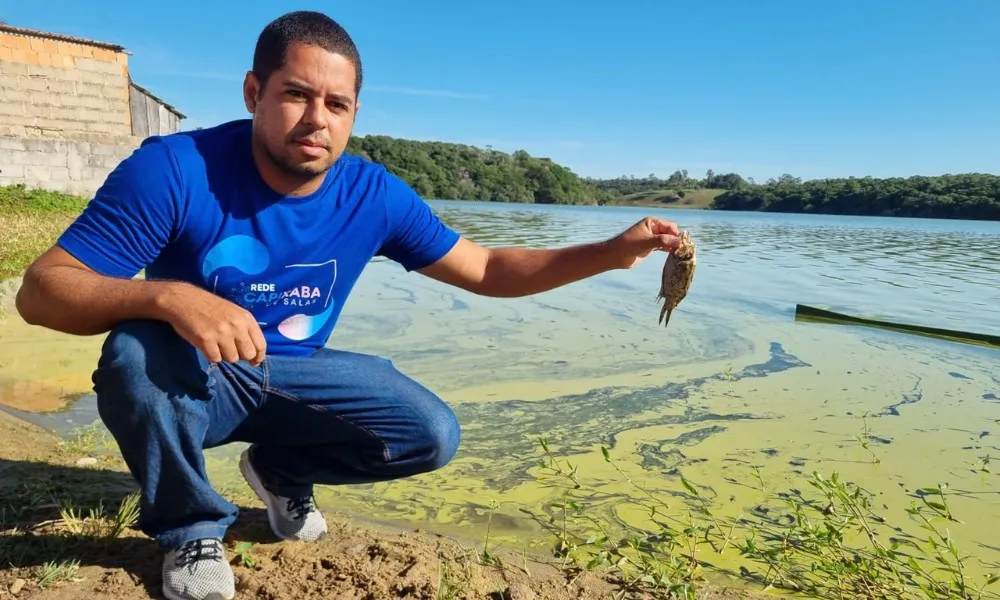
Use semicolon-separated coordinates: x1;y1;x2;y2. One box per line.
156;282;267;366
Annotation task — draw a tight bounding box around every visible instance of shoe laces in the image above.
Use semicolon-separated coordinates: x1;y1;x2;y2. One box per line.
285;496;316;521
175;538;224;569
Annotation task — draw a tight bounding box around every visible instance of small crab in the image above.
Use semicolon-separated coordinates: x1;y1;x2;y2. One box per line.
656;229;697;327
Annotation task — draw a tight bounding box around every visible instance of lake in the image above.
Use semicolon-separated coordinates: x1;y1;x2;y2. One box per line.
2;200;999;586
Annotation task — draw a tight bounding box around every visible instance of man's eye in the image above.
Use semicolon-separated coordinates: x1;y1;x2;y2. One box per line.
286;90;306;98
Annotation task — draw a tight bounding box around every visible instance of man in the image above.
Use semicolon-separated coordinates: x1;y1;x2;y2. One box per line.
15;10;682;600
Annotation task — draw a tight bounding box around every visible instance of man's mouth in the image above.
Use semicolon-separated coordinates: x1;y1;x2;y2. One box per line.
293;138;329;157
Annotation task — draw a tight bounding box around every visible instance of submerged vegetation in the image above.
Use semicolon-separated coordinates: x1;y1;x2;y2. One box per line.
520;421;1000;600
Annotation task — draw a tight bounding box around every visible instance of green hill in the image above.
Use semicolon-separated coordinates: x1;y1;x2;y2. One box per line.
344;136;744;210
347;136;1000;220
607;188;725;209
345;135;610;205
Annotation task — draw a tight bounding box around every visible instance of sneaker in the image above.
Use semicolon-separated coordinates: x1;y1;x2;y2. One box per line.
161;537;235;600
239;447;328;542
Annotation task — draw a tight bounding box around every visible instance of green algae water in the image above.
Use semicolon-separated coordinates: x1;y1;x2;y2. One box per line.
3;201;1000;589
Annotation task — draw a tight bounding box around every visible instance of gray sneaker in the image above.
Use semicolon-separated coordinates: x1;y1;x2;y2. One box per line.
161;537;235;600
239;447;328;542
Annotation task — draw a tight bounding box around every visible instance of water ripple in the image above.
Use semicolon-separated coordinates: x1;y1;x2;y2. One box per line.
431;201;1000;335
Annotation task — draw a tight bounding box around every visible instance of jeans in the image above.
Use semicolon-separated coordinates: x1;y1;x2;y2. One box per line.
92;319;461;550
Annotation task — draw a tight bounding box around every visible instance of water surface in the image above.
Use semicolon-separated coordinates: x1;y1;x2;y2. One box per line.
2;202;999;585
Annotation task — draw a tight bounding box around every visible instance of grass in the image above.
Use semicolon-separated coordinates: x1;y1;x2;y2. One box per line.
0;184;88;280
0;467;141;591
606;188;725;210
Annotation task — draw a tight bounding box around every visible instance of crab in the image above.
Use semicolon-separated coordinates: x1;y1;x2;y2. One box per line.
656;229;697;327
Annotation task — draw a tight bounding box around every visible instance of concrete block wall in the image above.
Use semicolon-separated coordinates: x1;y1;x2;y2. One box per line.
0;30;142;196
0;136;139;197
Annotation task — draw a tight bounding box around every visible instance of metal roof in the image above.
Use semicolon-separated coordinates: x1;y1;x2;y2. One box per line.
0;23;126;52
129;80;187;119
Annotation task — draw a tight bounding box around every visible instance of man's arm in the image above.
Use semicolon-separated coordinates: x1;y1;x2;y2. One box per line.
16;248;178;335
417;217;682;298
375;171;681;298
16;138;268;364
17;247;266;365
15;138;183;335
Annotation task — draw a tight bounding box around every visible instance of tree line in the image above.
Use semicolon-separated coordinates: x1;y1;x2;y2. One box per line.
345;135;608;205
346;134;1000;220
710;173;1000;220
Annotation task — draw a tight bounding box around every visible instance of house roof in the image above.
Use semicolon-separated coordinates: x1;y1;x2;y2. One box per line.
129;80;187;119
0;23;126;52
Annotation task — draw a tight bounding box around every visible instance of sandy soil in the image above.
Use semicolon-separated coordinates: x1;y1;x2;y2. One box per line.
0;410;765;600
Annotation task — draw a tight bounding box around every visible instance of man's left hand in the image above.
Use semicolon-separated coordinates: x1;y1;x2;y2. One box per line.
606;217;683;269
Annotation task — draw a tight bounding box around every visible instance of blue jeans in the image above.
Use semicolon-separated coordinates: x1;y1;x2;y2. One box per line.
92;319;461;550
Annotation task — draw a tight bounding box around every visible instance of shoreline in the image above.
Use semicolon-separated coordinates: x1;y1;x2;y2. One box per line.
0;266;769;598
0;405;764;600
4;191;1000;599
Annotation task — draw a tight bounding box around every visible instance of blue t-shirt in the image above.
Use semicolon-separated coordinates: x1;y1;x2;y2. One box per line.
57;119;460;357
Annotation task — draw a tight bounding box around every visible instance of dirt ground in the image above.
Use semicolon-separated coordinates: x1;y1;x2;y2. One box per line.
0;411;766;600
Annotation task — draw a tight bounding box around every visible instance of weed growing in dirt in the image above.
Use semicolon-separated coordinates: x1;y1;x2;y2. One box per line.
35;559;81;588
55;421;110;458
435;562;462;600
529;414;1000;600
479;498;503;568
232;541;256;569
55;491;141;541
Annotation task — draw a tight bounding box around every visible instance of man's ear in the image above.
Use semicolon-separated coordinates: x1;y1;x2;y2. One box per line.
243;71;261;113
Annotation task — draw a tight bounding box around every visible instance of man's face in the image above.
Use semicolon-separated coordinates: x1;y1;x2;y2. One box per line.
243;42;360;188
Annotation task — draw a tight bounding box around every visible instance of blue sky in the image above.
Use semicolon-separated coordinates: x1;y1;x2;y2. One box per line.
4;0;998;182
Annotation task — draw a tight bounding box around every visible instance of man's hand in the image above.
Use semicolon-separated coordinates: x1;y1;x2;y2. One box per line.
156;283;267;366
605;217;683;269
17;246;267;365
417;216;685;298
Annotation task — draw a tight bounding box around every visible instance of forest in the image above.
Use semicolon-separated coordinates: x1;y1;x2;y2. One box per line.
709;173;1000;220
345;135;608;205
346;134;1000;220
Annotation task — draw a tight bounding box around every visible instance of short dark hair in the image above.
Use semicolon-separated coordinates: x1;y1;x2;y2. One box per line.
252;11;363;95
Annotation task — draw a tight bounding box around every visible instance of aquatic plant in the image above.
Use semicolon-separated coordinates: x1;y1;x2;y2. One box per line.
526;432;1000;600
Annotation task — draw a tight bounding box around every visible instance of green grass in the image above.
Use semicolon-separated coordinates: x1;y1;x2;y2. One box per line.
606;188;725;210
0;184;88;279
0;184;90;214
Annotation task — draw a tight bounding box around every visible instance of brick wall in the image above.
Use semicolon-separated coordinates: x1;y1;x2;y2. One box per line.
0;30;145;196
0;31;132;139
